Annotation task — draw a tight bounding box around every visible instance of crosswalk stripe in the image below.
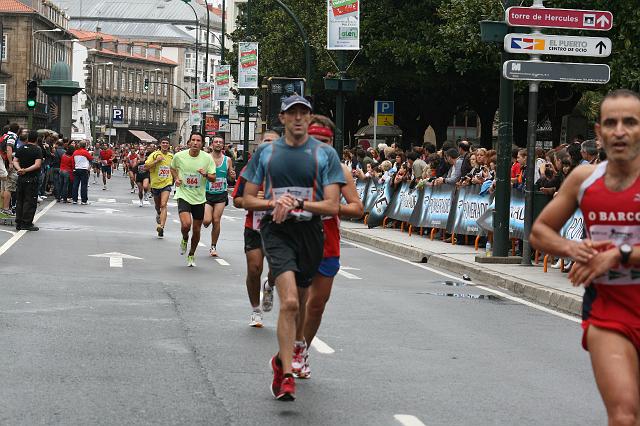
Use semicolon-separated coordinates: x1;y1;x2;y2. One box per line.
215;258;230;266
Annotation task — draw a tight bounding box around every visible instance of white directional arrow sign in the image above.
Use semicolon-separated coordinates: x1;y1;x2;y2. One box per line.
89;252;143;268
96;208;121;214
505;34;612;58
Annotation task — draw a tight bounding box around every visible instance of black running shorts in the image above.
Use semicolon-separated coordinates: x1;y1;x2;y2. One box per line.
206;192;229;206
244;227;263;253
260;216;324;288
177;198;205;221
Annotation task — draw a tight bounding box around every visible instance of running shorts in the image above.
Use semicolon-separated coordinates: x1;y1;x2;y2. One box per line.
151;185;173;197
260;216;324;288
317;256;340;278
177;198;205;221
244;227;263;253
206;192;229;206
101;165;112;175
136;172;150;183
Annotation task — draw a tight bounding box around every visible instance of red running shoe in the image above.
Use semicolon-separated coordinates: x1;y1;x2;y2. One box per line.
270;355;283;397
276;376;296;401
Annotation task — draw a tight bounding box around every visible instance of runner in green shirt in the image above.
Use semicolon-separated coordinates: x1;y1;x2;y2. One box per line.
170;132;216;267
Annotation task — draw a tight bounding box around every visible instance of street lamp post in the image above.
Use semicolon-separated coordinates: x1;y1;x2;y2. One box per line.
181;0;199;112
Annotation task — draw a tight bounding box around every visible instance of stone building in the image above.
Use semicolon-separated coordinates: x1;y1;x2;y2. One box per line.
0;0;74;130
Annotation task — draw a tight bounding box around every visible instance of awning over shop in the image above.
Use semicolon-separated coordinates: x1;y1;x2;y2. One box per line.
128;130;157;143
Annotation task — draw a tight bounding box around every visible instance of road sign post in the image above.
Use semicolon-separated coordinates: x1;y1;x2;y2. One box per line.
373;101;394;148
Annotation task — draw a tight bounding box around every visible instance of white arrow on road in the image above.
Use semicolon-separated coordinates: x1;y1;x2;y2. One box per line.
337;266;362;280
96;208;121;214
89;252;142;268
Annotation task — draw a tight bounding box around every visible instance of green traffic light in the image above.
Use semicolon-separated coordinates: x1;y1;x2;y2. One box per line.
26;99;36;109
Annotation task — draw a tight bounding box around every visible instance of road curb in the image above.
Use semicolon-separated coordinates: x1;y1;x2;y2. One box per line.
341;227;582;317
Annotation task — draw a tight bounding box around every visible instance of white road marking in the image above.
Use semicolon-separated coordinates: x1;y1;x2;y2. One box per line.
97;198;116;203
222;215;238;222
310;337;335;354
132;200;151;205
198;242;206;247
0;200;56;258
173;219;180;224
88;252;143;268
96;208;120;214
337;268;362;280
0;229;16;236
215;258;230;266
394;414;427;426
343;240;581;324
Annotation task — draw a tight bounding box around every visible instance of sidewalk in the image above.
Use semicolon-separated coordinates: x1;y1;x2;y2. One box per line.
340;221;583;317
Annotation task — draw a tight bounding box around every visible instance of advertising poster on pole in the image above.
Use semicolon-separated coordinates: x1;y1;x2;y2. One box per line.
238;42;259;89
214;65;231;100
190;99;201;127
327;0;360;50
198;84;213;113
205;114;220;136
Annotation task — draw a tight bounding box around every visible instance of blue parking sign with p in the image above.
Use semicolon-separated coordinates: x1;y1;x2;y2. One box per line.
112;107;124;123
376;101;394;115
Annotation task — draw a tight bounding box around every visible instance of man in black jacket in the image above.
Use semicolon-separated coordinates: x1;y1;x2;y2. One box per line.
12;130;43;231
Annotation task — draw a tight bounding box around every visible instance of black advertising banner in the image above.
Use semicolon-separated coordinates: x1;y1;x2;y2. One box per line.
385;182;419;223
509;188;525;240
409;186;431;227
366;179;394;228
355;178;369;204
425;184;457;230
364;179;383;213
451;185;493;236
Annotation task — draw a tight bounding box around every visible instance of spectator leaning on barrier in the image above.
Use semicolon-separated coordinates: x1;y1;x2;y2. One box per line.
435;141;455;178
379;160;392;184
580;139;599;165
458;140;472;177
433;148;462;186
392;162;411;190
406;151;427;184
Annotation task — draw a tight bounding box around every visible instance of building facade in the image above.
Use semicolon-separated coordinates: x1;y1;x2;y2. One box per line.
71;29;178;145
0;0;73;130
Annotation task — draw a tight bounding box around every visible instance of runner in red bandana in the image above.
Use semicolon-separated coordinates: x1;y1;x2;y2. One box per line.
292;115;364;379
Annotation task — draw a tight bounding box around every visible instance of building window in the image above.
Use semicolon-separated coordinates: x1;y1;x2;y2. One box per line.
135;107;139;124
121;72;126;92
141;108;146;122
135;74;141;93
156;108;160;124
1;34;7;60
156;76;161;95
129;72;134;92
105;69;111;90
128;106;133;123
163;78;168;96
162;110;166;124
97;68;103;89
113;70;118;91
105;103;110;122
184;51;194;74
0;84;6;111
149;109;154;122
97;104;102;121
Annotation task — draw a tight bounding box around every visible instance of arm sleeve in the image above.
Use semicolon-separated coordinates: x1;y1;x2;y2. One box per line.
320;145;346;186
241;144;266;185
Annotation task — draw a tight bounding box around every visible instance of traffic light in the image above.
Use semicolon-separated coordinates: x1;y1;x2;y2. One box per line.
26;80;38;109
144;78;149;91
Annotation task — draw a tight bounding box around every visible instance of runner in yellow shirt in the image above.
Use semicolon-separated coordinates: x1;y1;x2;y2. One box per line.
145;137;174;238
170;132;216;267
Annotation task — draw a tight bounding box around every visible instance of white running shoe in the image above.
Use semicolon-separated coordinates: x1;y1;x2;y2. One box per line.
139;199;143;207
187;255;196;267
292;342;307;377
249;310;263;328
299;350;310;379
130;188;136;193
261;279;273;312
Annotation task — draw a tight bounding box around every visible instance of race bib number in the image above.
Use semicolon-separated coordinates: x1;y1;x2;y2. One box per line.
102;160;107;166
210;177;227;192
272;187;313;221
184;173;201;188
138;165;146;174
590;224;640;285
158;166;170;179
252;210;265;230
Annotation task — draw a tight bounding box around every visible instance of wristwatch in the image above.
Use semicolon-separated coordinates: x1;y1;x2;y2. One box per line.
295;198;305;210
619;243;633;265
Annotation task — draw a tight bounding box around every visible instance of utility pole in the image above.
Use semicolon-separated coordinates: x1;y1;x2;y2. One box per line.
218;0;226;116
242;0;251;165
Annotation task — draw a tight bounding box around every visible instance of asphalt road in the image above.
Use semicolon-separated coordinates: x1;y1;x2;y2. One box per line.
0;172;606;425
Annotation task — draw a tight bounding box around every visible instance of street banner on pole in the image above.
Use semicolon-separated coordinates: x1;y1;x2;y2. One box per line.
205;114;220;136
327;0;360;50
190;99;201;127
506;7;613;31
504;34;612;58
214;65;231;100
238;42;259;89
199;84;213;113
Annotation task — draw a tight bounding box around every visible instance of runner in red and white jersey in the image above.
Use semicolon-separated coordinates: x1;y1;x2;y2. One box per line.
531;89;640;425
293;115;364;379
127;149;139;193
232;130;278;328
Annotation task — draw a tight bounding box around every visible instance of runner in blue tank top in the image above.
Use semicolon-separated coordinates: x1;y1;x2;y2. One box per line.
241;95;345;401
203;136;236;257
